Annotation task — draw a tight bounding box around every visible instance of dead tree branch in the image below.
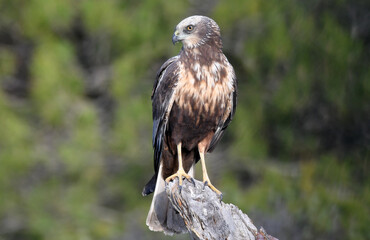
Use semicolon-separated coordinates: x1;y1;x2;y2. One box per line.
166;179;278;240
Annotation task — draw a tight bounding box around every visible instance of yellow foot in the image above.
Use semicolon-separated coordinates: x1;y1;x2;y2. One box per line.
165;168;194;192
203;180;223;200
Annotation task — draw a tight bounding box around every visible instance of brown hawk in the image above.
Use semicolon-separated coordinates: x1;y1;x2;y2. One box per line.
143;15;237;234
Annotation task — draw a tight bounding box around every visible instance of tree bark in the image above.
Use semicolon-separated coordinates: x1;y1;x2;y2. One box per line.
166;179;278;240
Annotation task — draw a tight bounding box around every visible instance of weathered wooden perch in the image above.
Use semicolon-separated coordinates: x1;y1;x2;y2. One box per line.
165;179;278;240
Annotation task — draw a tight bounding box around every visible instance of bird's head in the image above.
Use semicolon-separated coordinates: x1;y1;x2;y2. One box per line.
172;15;222;49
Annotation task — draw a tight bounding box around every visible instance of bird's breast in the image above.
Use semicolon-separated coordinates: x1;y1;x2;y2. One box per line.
174;60;234;121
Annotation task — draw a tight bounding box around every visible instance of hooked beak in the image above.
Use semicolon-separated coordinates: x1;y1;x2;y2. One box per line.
172;30;180;45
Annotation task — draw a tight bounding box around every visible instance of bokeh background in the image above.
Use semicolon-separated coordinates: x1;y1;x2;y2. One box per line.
0;0;369;239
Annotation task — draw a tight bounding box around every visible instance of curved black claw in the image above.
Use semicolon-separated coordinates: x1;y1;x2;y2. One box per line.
203;181;208;191
179;177;194;193
203;180;223;200
189;177;196;187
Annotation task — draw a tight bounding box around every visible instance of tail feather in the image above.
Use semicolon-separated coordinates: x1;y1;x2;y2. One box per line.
145;163;194;235
142;173;157;196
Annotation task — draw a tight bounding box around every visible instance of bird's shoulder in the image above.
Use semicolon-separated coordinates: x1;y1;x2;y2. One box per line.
151;55;180;100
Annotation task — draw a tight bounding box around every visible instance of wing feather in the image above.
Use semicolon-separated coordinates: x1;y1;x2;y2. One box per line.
151;56;180;173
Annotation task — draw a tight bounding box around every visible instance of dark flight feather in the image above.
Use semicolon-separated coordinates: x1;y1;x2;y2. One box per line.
143;56;180;195
151;56;179;173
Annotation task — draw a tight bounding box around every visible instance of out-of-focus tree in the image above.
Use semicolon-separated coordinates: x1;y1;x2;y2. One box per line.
0;0;368;239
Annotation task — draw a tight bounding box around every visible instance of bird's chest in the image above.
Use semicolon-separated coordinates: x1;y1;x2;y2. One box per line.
174;66;230;123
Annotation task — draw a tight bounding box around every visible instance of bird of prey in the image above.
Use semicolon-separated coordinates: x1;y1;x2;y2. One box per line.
142;15;237;234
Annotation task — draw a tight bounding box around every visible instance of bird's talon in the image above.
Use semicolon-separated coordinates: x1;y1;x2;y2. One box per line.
165;169;192;194
219;193;223;201
203;181;208;190
190;178;196;187
203;180;222;196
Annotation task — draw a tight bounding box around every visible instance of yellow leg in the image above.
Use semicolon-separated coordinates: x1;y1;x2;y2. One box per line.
165;143;193;189
199;150;222;197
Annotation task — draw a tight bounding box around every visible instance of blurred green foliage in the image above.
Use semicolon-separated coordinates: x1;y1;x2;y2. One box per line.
0;0;368;239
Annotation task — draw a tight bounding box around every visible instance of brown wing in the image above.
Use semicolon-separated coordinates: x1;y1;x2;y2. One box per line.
143;56;179;196
151;56;180;173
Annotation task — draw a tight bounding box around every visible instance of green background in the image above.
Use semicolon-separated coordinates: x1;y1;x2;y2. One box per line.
0;0;369;239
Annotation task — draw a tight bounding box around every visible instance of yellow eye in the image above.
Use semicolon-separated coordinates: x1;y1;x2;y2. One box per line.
187;25;193;31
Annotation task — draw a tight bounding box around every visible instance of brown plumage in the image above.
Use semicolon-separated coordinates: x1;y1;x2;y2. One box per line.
143;15;237;235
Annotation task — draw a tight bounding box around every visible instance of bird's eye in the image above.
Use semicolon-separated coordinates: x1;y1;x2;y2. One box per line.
186;25;194;31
